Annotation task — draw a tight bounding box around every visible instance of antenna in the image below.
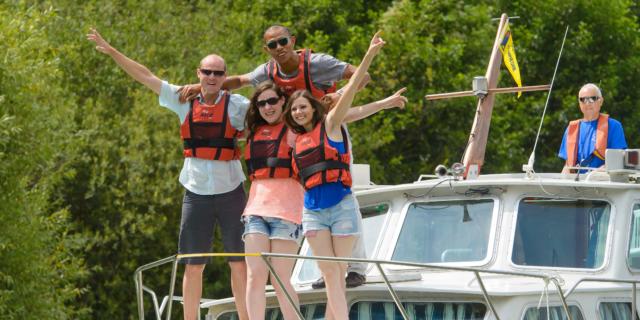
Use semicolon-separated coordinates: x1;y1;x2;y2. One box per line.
523;26;570;177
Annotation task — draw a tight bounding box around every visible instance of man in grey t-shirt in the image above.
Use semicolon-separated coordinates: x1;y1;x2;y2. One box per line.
229;24;368;98
181;25;369;100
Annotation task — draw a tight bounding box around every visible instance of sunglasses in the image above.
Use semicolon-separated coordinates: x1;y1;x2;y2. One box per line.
579;96;599;104
199;69;225;77
256;97;280;108
266;37;290;50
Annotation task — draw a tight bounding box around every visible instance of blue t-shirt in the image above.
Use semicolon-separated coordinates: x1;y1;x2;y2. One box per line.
558;117;627;169
304;137;352;210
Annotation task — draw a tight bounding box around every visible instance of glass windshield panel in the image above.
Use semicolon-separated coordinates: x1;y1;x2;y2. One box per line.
628;204;640;269
349;301;486;319
296;203;390;282
522;305;584;320
392;199;495;263
600;302;640;320
512;198;610;268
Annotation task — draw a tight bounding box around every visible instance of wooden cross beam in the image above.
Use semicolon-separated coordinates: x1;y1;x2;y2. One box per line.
425;84;550;101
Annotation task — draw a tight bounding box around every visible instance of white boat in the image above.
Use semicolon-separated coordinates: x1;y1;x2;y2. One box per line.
199;161;640;320
134;13;640;320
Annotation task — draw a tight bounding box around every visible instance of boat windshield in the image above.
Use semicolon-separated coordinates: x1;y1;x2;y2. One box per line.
392;199;496;264
512;198;610;269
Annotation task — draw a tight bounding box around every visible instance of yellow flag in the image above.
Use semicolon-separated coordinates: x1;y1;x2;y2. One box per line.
499;23;523;97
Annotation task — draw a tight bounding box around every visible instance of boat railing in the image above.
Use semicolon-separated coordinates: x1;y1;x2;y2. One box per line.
133;252;590;320
263;253;573;320
564;277;639;320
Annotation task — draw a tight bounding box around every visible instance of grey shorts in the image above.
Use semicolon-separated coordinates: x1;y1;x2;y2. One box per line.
178;184;246;264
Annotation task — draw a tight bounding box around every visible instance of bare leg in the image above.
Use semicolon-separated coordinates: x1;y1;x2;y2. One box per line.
183;264;205;320
244;234;270;320
229;260;248;320
269;239;301;320
307;230;355;319
333;235;354;295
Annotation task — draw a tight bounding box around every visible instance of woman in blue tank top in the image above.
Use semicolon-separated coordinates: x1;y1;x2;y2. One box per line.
283;32;385;319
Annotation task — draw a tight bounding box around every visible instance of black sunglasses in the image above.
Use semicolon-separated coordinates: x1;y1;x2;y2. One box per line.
199;69;225;77
256;97;280;108
266;37;290;49
579;96;599;103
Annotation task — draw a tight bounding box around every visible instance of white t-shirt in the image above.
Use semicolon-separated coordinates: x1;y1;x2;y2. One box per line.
159;81;249;195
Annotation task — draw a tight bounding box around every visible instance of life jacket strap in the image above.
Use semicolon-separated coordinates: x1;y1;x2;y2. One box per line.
299;160;350;182
183;138;236;149
247;157;292;171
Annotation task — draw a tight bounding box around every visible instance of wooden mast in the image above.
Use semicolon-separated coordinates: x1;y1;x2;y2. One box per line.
461;13;508;179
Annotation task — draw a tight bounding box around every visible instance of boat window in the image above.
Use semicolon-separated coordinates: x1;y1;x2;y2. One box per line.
599;302;639;320
216;303;327;319
360;203;390;256
296;203;391;282
217;301;487;320
392;199;495;264
522;305;584;320
349;301;486;319
628;204;640;269
512;198;610;269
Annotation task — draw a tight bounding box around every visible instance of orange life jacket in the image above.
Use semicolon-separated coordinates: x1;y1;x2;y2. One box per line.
566;113;609;167
267;48;337;99
292;122;352;190
180;92;241;161
245;122;294;180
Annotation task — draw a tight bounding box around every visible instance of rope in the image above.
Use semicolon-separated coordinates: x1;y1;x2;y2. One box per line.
536;277;551;320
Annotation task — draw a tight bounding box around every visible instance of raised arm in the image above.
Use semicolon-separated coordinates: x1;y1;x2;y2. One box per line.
344;88;407;123
325;31;385;136
86;28;162;95
342;64;371;91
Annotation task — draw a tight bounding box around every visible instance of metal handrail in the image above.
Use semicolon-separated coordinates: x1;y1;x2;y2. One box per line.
134;253;256;320
262;253;572;320
135;252;576;320
564;277;640;320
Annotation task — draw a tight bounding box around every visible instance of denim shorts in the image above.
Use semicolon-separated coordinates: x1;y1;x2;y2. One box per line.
243;215;302;244
302;194;361;236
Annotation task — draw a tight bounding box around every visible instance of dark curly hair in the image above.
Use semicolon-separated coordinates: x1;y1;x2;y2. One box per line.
283;90;326;134
245;81;286;139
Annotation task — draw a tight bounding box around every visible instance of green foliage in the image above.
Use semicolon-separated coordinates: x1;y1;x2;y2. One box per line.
3;0;640;318
0;3;87;319
347;0;497;183
346;0;640;179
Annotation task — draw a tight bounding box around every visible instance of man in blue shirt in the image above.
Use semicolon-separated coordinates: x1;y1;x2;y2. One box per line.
558;83;627;173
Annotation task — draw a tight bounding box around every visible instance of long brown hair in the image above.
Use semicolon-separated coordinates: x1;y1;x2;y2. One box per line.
246;81;286;138
283;90;326;134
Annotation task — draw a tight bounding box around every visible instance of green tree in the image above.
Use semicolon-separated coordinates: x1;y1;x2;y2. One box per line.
0;3;87;319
